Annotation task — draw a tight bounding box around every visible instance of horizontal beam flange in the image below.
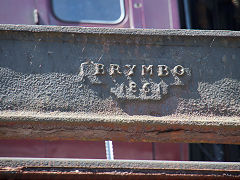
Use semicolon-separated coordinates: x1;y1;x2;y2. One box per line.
0;111;240;144
0;158;240;179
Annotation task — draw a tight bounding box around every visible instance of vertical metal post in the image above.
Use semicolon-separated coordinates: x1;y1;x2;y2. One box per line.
183;0;191;29
213;144;224;161
105;140;114;160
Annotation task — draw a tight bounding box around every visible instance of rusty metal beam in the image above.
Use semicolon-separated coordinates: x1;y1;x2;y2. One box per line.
0;158;240;179
0;25;240;143
0;111;240;144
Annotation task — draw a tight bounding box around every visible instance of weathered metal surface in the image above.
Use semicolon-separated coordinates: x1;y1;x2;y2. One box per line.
0;111;240;144
0;158;240;179
0;24;240;143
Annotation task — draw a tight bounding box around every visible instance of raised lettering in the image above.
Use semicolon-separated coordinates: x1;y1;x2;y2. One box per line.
158;65;169;76
110;64;122;75
173;65;185;76
83;61;190;101
125;65;136;76
142;83;150;93
129;81;137;92
142;65;153;76
94;63;105;75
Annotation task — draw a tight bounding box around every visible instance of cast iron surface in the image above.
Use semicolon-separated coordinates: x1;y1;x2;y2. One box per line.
0;24;240;143
0;158;240;179
0;111;240;144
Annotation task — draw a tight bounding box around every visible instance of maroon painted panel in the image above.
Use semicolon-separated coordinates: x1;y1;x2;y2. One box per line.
0;140;188;160
0;0;180;28
114;142;188;160
0;140;106;159
0;0;36;25
129;0;145;28
143;0;180;29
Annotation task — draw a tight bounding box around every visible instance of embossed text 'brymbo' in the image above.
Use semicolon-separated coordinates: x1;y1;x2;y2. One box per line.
94;64;185;76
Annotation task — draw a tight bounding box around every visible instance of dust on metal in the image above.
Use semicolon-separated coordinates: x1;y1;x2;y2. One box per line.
0;158;240;179
0;24;240;143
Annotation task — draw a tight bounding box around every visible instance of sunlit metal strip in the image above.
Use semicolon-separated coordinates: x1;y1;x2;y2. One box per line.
0;158;240;179
0;111;240;144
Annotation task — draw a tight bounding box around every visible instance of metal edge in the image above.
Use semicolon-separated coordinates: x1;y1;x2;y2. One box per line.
0;111;240;144
0;24;240;37
0;157;240;170
0;158;240;179
0;111;239;126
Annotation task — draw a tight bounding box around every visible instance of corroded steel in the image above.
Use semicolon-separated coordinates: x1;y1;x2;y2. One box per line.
0;25;240;143
0;111;240;144
0;158;240;179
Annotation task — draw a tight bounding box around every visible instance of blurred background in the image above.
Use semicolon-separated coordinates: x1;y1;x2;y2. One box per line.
0;0;240;162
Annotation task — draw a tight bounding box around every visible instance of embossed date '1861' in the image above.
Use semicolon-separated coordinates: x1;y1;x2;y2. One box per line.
79;61;191;100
